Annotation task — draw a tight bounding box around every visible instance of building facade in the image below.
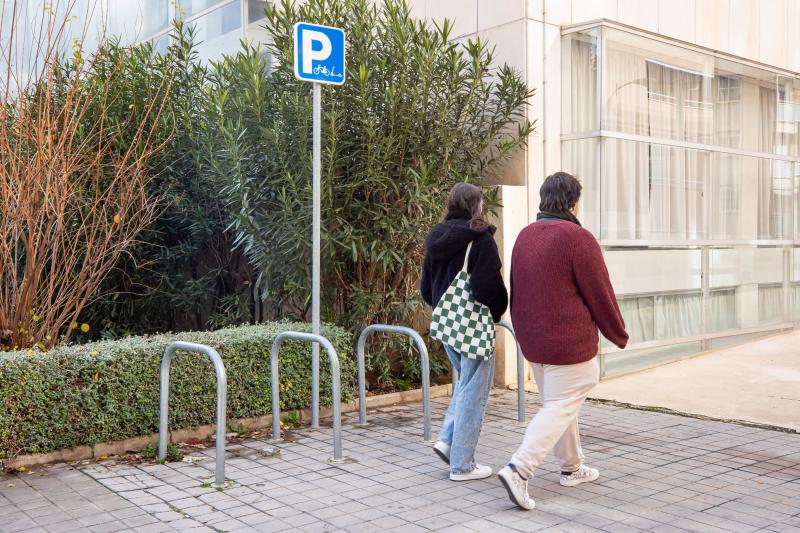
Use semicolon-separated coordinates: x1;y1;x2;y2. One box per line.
6;0;798;384
405;0;800;384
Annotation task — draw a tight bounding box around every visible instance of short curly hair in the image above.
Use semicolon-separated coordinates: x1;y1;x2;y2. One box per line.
539;172;582;213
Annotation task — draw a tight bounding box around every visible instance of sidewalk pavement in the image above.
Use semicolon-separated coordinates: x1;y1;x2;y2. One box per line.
591;331;800;432
1;389;799;532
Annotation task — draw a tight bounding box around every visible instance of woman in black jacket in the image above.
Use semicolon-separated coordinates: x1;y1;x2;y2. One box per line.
421;182;508;481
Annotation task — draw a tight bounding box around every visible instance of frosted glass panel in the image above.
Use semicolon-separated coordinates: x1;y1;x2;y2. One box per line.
710;247;783;287
603;341;703;376
605;249;701;294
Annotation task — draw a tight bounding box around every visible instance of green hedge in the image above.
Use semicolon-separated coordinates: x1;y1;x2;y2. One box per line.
0;322;355;459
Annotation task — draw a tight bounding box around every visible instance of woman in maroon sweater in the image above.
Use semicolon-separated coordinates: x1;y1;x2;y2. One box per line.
498;172;628;511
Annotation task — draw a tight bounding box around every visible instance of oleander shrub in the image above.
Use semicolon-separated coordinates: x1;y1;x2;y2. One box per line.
0;322;355;460
210;0;534;389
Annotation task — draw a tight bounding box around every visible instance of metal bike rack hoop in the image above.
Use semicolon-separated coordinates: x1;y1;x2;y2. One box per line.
356;325;431;441
159;341;227;487
496;320;526;423
270;331;344;461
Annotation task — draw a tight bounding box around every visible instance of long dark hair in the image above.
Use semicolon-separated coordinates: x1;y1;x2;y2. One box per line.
441;182;495;232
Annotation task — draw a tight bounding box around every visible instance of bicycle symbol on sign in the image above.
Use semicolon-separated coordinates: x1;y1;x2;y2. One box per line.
312;64;344;79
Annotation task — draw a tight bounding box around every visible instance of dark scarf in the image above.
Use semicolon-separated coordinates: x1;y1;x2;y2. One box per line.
536;210;582;226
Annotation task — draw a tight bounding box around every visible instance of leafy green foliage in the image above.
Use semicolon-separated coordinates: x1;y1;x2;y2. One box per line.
0;322;354;460
208;0;533;389
81;26;254;338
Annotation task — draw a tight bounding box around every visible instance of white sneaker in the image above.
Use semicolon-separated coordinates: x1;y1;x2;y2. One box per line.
498;465;535;510
433;441;450;465
560;465;600;487
449;464;492;481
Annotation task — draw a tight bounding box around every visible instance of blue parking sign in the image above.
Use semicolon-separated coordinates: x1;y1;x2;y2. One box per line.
293;22;346;85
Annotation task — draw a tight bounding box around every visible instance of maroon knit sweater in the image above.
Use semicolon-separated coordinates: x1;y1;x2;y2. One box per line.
511;220;628;365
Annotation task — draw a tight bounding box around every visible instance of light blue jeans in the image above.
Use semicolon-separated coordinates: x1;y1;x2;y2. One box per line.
438;345;495;475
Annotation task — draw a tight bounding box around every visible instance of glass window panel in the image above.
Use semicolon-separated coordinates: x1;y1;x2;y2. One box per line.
603;28;713;143
710;153;743;240
713;74;742;149
248;0;267;24
758;158;794;239
108;0;170;42
602;138;708;240
710;247;785;329
191;0;243;62
708;152;793;241
561;29;598;134
178;0;227;17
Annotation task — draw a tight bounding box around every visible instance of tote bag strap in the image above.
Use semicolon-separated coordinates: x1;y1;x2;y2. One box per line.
461;242;473;273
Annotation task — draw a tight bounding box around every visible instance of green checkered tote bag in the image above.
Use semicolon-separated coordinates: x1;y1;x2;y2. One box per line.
429;242;495;361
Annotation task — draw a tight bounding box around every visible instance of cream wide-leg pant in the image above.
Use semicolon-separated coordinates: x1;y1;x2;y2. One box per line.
510;357;600;479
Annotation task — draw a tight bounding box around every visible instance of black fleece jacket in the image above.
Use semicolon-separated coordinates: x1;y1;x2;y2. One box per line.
420;211;508;322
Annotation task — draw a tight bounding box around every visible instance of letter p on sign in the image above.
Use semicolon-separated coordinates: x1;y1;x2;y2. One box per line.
293;22;346;86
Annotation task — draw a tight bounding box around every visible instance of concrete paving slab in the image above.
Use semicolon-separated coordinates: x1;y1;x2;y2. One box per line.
1;390;799;532
591;331;800;431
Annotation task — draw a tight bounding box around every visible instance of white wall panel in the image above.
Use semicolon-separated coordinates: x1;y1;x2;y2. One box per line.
427;0;478;39
758;0;787;68
617;0;659;33
695;0;730;51
571;0;617;24
788;0;800;72
544;0;571;25
729;0;760;61
658;0;696;43
478;0;525;31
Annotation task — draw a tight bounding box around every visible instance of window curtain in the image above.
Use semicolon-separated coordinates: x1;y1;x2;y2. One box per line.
654;293;702;338
759;88;778;238
604;48;649;239
712;77;743;239
709;289;737;332
568;38;597;134
604;292;703;348
603;50;711;240
758;284;784;324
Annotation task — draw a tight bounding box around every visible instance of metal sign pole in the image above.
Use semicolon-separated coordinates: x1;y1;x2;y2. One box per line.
311;82;321;428
294;21;344;430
